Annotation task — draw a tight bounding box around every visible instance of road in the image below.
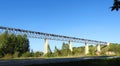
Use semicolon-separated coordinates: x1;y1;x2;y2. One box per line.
0;56;120;66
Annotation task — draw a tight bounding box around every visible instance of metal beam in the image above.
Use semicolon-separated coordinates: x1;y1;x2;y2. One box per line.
0;26;107;44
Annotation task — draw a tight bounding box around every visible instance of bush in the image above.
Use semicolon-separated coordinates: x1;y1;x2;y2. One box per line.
43;53;53;57
13;51;20;58
34;51;43;57
3;54;13;59
21;52;31;57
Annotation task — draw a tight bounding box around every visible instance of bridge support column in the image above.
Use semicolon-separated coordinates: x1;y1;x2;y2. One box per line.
85;42;89;55
69;40;73;52
107;42;110;46
44;38;48;54
97;44;101;54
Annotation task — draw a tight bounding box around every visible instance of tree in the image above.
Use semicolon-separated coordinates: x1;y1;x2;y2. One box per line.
0;31;9;56
0;31;30;57
89;45;96;55
108;43;120;54
22;34;30;53
72;46;84;56
61;43;71;56
111;0;120;11
15;34;29;55
47;44;52;54
44;44;53;57
61;42;69;50
54;46;61;56
7;34;16;54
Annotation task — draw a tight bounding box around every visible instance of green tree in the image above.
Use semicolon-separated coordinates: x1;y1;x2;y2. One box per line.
48;44;52;54
0;31;30;58
72;46;84;56
0;31;9;56
53;46;61;56
89;45;96;55
15;34;29;55
33;51;43;57
111;0;120;11
61;43;71;56
108;43;120;54
7;34;16;54
44;44;53;57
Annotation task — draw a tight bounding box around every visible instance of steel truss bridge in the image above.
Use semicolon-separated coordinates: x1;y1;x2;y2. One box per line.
0;26;109;54
0;26;107;44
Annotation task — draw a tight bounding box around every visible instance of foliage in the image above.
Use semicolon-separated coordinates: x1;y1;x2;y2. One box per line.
1;31;120;58
3;54;13;59
72;46;84;56
108;43;120;54
21;52;31;57
51;43;120;57
89;45;96;55
61;43;72;56
0;31;30;58
111;0;120;11
47;44;52;54
43;44;53;57
53;46;61;56
12;51;20;58
33;51;43;57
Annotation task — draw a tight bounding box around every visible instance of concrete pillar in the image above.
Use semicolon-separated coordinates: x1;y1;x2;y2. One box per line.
44;38;48;54
69;40;73;52
107;42;110;46
97;44;101;53
85;42;89;55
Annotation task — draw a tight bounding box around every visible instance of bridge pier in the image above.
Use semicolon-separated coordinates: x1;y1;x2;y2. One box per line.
69;40;73;52
85;42;89;55
107;42;110;46
44;38;48;54
97;44;101;55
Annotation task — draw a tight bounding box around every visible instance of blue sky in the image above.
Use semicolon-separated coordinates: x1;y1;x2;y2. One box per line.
0;0;120;52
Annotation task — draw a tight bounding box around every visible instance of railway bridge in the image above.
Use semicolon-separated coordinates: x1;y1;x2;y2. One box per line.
0;26;109;54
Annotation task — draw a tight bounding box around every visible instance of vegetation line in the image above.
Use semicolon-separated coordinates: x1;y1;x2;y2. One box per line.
0;31;120;59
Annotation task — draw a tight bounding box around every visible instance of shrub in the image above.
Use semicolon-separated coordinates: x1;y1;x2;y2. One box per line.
21;52;31;57
3;54;13;59
13;51;20;58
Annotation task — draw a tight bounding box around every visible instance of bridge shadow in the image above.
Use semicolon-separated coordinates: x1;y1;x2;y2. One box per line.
0;56;119;66
25;56;120;66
